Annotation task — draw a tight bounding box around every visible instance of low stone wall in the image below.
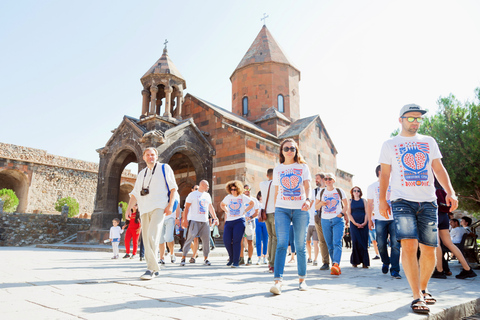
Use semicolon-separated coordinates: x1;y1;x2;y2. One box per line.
0;212;91;246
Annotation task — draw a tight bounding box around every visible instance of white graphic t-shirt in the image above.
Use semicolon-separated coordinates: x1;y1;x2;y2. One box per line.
244;197;259;219
185;190;211;223
379;134;442;202
308;189;316;226
273;163;311;209
366;181;393;221
222;194;252;221
316;188;347;219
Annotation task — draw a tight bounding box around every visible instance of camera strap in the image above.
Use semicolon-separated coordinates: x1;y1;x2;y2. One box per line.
142;163;157;190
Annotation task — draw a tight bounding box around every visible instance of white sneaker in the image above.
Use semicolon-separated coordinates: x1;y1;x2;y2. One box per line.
270;282;282;295
171;255;176;263
299;281;308;291
256;257;262;265
263;257;268;264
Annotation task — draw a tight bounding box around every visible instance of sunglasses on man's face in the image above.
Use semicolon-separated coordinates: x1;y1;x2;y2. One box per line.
283;147;296;153
401;116;423;123
324;178;333;181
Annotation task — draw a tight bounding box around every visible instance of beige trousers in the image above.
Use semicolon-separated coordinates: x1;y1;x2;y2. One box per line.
141;208;165;272
265;213;277;268
314;217;330;265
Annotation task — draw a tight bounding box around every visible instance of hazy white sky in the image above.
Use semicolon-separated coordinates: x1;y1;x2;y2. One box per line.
1;0;479;190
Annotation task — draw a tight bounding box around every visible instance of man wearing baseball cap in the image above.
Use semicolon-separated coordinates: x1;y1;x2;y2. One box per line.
378;104;458;314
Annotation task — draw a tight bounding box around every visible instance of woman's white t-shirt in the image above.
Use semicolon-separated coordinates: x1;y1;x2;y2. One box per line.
273;163;311;209
316;188;347;219
222;194;252;221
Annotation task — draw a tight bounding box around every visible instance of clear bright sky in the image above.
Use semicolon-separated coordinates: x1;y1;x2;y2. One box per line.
1;0;480;190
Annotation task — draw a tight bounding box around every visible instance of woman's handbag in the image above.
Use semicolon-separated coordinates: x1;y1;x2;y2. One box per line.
258;181;272;222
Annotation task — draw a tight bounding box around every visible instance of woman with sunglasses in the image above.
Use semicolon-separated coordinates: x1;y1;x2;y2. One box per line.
347;187;370;268
220;180;254;267
270;139;312;295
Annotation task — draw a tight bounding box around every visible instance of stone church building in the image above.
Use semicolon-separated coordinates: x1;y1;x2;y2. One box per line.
92;25;353;231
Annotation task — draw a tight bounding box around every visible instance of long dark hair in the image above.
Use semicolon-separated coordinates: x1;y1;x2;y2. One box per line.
279;138;306;164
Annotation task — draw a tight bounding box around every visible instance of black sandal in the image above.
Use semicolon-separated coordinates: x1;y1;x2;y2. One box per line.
411;299;430;314
422;290;436;305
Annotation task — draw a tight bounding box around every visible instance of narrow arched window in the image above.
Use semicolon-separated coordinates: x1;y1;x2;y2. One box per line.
277;94;284;112
242;97;248;115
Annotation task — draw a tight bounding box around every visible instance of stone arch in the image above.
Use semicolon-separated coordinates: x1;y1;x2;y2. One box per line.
0;169;29;213
118;182;134;204
104;145;141;212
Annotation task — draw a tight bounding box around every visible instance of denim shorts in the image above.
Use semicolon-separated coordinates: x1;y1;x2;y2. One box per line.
391;198;438;247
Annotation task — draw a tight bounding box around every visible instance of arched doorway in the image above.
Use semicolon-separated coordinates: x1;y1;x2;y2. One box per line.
0;169;29;213
168;152;198;206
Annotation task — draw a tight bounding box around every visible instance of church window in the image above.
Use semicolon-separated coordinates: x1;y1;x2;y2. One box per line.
318;154;322;167
317;124;322;139
242;97;248;115
277;94;284;112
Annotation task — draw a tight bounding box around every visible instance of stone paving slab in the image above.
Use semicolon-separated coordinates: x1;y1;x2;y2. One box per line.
1;246;479;319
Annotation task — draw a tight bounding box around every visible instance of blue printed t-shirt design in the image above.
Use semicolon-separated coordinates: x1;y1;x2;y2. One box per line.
379;134;441;202
273;163;311;209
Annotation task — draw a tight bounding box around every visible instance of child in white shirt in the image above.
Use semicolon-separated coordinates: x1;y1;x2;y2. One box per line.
109;218;124;259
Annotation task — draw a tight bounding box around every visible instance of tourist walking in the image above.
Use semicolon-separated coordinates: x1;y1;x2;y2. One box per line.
180;180;219;266
367;165;401;279
127;147;178;280
379;104;459;314
270;138;312;295
306;189;319;265
260;169;276;273
221;180;254;267
123;204;141;259
346;187;369;268
255;191;268;265
159;192;180;265
432;179;476;280
313;173;330;270
241;185;258;265
315;173;348;276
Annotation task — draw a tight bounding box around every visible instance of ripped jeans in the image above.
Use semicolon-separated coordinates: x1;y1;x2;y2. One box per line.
391;199;438;247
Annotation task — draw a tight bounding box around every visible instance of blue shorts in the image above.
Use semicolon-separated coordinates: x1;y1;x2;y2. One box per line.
391;199;438;247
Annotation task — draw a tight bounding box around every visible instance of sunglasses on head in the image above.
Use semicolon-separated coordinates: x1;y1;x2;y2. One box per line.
401;116;423;123
283;146;296;152
324;178;333;181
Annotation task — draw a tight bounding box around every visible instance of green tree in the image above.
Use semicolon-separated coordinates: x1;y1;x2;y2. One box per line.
118;201;128;221
418;88;480;214
0;188;19;213
55;197;80;218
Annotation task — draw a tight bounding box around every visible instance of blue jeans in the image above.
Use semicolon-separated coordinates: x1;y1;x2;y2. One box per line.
391;199;438;247
255;220;268;256
375;220;401;273
321;217;345;265
288;224;296;253
274;207;309;281
223;218;245;266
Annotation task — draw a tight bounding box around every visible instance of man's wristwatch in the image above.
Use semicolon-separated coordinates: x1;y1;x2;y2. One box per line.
306;198;311;202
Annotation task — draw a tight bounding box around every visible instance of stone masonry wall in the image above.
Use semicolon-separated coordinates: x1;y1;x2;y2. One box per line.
0;142;136;214
0;212;91;246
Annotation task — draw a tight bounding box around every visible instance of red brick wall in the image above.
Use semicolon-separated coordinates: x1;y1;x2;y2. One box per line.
231;62;300;122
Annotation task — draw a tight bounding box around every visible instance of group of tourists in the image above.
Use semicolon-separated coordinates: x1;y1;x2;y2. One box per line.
109;103;477;315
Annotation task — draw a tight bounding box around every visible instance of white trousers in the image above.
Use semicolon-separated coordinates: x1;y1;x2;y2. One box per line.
141;208;165;272
112;242;119;257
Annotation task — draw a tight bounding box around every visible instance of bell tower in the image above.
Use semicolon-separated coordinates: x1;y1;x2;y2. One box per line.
139;41;186;121
230;25;301;123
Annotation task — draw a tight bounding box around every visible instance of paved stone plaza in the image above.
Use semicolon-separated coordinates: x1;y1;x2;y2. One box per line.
1;246;479;319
